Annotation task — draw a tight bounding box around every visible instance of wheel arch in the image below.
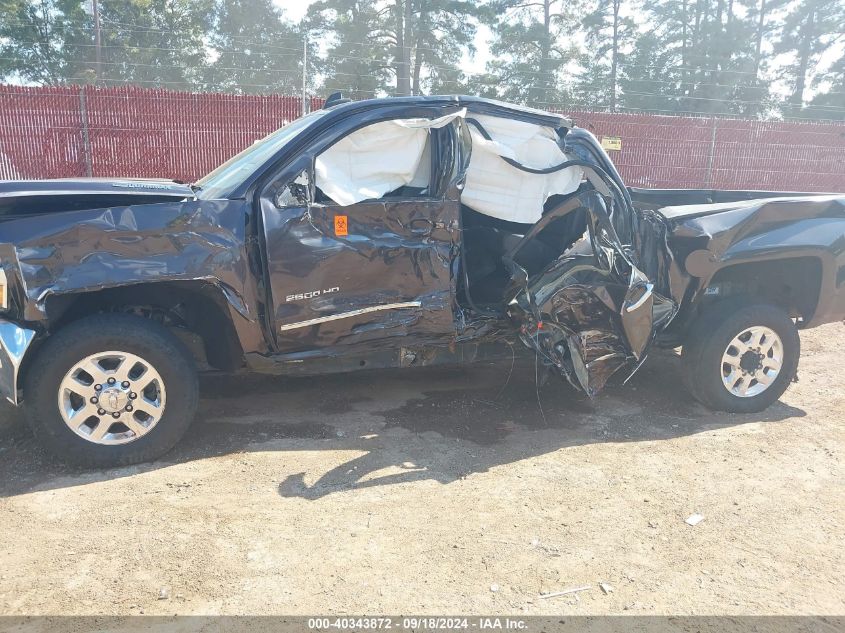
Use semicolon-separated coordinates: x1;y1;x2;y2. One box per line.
35;280;244;374
702;256;822;323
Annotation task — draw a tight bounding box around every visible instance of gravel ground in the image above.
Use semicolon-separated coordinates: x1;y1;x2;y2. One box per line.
0;324;842;616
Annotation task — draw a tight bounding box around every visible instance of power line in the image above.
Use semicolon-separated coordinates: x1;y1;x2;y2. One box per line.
2;15;843;120
1;17;819;82
6;42;842;109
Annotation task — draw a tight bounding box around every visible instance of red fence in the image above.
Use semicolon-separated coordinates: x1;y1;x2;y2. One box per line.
0;85;321;183
1;84;844;192
570;111;845;191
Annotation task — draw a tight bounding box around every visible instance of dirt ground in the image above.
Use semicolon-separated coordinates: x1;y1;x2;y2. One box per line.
0;324;842;617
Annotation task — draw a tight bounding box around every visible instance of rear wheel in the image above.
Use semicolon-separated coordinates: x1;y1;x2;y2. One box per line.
24;314;198;467
682;301;800;413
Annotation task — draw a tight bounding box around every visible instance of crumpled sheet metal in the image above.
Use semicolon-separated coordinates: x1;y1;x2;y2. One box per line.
262;187;462;354
515;265;639;396
641;194;845;329
509;190;677;396
0;199;266;351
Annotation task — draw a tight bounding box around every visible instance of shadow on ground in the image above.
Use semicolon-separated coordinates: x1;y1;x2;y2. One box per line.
0;349;804;499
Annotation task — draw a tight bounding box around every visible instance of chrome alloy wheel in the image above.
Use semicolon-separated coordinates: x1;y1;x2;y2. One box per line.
58;351;167;445
721;326;783;398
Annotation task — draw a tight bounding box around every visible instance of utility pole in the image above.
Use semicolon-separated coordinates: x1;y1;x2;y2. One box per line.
302;35;308;116
92;0;102;83
610;0;620;112
396;0;412;96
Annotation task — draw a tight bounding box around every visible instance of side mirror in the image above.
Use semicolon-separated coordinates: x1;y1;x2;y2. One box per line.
273;170;311;208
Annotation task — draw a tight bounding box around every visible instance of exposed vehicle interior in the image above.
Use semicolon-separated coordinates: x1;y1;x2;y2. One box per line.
304;110;589;316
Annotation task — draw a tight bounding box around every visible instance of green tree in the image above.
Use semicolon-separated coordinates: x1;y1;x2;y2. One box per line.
408;0;483;95
773;0;845;118
205;0;303;94
306;0;482;98
483;0;583;108
735;0;787;117
805;55;845;120
623;0;767;116
618;31;680;112
96;0;213;89
0;0;93;84
572;0;635;111
305;0;394;99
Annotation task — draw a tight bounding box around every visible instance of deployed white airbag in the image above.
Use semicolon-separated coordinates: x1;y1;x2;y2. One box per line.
314;109;581;224
461;114;582;224
315;110;464;206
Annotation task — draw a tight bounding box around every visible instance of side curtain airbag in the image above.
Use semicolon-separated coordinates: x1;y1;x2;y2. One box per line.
461;114;583;224
314;110;465;206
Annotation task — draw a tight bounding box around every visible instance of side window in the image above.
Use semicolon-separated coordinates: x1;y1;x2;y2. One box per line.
267;169;311;209
313;118;436;206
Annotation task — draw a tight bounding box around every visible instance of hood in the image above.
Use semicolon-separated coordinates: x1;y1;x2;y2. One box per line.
657;194;843;222
0;178;194;217
0;178;194;199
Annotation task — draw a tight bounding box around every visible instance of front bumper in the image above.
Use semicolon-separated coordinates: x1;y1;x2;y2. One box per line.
0;319;36;405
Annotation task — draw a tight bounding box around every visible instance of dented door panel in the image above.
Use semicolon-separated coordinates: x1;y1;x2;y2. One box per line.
263;197;459;355
261;114;466;355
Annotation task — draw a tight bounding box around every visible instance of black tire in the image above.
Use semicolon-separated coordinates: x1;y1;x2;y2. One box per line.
681;300;800;413
23;313;198;467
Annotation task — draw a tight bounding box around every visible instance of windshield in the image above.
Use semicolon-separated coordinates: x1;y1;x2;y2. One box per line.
195;110;328;199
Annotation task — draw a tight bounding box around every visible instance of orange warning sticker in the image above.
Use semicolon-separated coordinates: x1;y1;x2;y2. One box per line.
334;215;348;236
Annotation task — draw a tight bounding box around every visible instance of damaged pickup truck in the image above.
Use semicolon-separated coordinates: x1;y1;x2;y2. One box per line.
1;95;843;466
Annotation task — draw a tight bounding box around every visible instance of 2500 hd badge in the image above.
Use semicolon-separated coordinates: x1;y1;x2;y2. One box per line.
286;287;340;302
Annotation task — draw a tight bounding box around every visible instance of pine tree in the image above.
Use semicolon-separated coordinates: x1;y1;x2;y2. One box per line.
618;30;681;112
737;0;785;118
0;0;94;84
483;0;584;108
773;0;844;118
572;0;635;111
305;0;394;99
205;0;302;94
96;0;213;89
806;54;845;120
307;0;481;98
623;0;766;116
408;0;482;95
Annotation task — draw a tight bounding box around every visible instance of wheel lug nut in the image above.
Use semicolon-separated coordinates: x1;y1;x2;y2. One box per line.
90;396;99;404
107;377;116;385
129;392;137;399
94;384;102;391
126;404;133;412
112;412;121;418
121;381;130;388
97;408;106;415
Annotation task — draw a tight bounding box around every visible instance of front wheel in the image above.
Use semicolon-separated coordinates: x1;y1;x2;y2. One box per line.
681;301;800;413
23;314;198;467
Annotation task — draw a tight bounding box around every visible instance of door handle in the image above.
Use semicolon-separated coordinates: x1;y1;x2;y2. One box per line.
626;283;654;312
409;218;435;235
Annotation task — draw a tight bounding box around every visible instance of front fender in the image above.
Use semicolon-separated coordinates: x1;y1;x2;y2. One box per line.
684;218;845;326
0;197;270;357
